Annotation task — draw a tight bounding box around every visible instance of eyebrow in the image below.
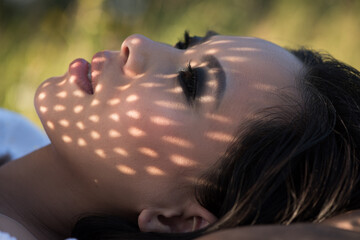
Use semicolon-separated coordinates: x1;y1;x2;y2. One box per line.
201;54;226;108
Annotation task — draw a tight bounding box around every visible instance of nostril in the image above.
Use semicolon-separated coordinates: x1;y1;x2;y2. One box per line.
123;46;130;65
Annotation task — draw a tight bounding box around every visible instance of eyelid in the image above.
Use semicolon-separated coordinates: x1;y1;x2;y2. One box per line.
177;62;206;106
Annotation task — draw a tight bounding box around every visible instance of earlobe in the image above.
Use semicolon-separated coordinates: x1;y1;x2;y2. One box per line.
138;205;217;233
138;209;172;233
192;216;212;231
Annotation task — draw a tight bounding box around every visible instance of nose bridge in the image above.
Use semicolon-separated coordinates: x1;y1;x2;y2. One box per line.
122;34;179;76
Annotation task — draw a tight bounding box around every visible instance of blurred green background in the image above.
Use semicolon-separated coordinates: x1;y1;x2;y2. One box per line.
1;0;359;126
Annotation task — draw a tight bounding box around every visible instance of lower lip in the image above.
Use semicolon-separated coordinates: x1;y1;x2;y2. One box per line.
69;58;93;94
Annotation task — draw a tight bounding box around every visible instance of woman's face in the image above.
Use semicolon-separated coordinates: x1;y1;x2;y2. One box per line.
34;33;302;224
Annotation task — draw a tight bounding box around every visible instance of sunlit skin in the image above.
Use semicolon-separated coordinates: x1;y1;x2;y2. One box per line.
0;34;303;239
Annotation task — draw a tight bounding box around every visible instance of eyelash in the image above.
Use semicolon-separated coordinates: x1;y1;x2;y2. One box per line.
178;62;201;105
175;31;205;104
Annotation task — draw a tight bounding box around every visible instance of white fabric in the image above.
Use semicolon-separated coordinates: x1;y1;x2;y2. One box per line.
0;230;77;240
0;231;16;240
0;108;50;160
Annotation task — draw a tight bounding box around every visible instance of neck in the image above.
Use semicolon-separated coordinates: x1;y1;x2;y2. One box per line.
0;145;101;239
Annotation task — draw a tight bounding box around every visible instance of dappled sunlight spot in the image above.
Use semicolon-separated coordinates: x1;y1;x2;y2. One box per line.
95;83;103;93
113;147;129;157
126;110;141;119
205;48;219;54
57;79;66;86
133;73;145;79
39;106;48;113
130;38;141;45
170;154;198;167
91;70;101;79
62;135;72;143
150;116;180;126
221;56;248;63
73;105;84;113
139;82;165;88
252;83;276;92
95;149;106;158
198;62;208;68
116;164;136;175
38;92;46;100
189;60;199;66
69;75;77;84
76;121;85;130
59;119;70;127
107;98;121;106
184;176;198;184
138;147;158;158
154;101;187;110
77;138;87;147
156;73;177;79
42;82;51;88
93;55;106;63
117;84;131;91
329;219;360;231
73;90;85;98
205;113;232;123
244;112;260;121
186;176;217;188
46;121;55;130
206;79;218;88
165;86;182;94
70;60;83;69
162;136;193;148
91;99;100;106
90;131;101;140
126;94;139;102
184;49;195;55
209;40;233;45
89;115;100;122
209;68;223;75
109;113;120;122
54;104;66;112
205;131;234;142
228;47;261;52
108;129;121;138
128;127;146;137
145;166;165;176
56;91;67;98
199;96;215;103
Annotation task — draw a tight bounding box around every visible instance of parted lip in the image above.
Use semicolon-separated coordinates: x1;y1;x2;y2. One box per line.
69;49;129;94
69;58;93;95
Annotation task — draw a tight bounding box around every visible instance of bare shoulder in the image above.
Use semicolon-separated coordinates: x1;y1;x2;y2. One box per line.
321;209;360;232
196;223;360;240
0;213;37;240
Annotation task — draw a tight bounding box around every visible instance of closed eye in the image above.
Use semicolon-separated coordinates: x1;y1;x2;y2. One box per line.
177;62;205;105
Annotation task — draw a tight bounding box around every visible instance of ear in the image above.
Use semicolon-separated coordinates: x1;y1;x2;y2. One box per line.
138;204;217;233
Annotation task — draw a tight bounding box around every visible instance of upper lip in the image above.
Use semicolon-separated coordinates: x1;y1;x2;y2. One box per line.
90;51;108;92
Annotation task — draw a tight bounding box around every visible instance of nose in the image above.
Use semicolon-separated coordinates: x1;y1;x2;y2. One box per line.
120;34;178;77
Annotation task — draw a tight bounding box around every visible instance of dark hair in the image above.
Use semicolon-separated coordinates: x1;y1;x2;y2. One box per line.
71;48;360;239
0;154;11;167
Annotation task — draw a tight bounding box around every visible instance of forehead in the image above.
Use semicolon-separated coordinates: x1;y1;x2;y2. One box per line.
199;35;303;119
203;35;301;70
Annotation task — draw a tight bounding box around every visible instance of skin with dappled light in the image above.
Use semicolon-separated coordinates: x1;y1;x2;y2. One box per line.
0;33;359;240
34;34;301;233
